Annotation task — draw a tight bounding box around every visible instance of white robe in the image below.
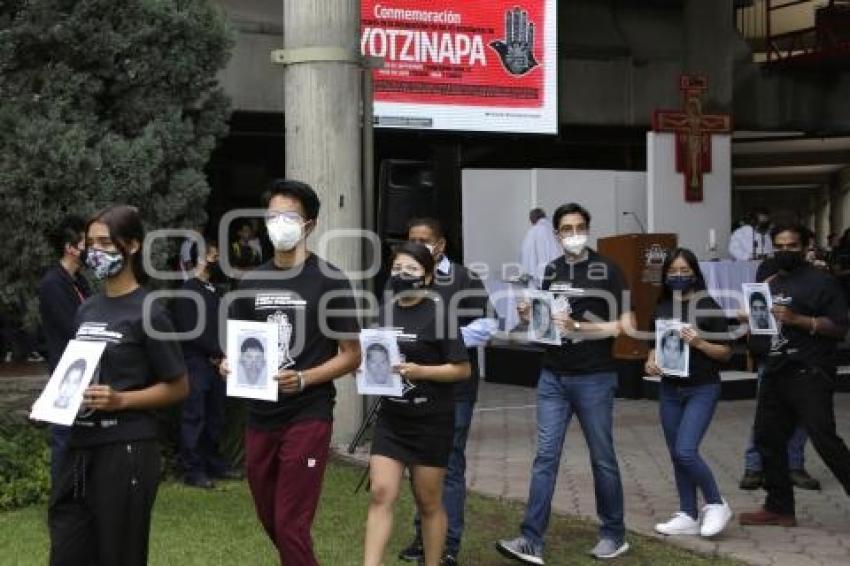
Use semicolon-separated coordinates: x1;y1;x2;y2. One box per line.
520;218;562;288
729;225;773;261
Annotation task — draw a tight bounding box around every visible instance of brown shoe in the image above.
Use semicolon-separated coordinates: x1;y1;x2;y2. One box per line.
739;507;797;527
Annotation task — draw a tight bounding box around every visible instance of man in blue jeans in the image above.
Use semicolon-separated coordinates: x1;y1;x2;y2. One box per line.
739;255;821;492
497;203;634;564
37;215;91;482
397;218;493;566
740;368;821;491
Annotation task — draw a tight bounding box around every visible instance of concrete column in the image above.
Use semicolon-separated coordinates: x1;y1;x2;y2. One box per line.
684;0;734;110
834;168;850;237
282;0;362;446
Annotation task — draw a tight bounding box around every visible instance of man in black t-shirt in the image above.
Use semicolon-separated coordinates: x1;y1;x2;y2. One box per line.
498;203;633;563
397;217;493;565
740;224;850;527
37;215;91;480
226;180;361;566
740;257;819;492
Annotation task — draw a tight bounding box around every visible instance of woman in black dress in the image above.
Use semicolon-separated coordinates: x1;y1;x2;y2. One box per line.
48;205;188;566
363;242;471;566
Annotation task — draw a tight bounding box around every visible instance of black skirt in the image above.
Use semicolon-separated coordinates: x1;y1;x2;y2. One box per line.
371;409;454;468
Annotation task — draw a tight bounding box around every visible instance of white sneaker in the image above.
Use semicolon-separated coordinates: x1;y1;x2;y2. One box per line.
655;512;700;535
701;499;733;537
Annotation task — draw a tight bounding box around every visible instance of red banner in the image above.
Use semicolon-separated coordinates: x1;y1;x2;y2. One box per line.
361;1;547;109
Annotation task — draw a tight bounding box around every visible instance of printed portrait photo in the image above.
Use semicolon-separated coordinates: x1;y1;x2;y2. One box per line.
226;319;280;402
655;320;690;378
357;329;403;397
53;358;87;409
527;291;560;345
743;283;778;336
30;339;106;426
364;343;394;388
237;335;267;387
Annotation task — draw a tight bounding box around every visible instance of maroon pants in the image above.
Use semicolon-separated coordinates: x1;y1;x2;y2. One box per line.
245;419;332;566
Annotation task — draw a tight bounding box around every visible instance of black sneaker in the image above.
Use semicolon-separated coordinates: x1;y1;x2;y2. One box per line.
398;538;424;562
441;552;458;565
739;470;763;490
790;468;821;490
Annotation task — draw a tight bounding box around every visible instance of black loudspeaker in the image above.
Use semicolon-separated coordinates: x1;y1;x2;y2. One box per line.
378;159;437;238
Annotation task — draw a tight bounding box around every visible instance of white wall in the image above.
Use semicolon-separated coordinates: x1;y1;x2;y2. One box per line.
535;169;617;249
462;168;646;319
461;170;532;321
461;169;532;282
647;132;731;259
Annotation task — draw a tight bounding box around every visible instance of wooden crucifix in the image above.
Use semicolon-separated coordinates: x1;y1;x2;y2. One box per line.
652;75;732;202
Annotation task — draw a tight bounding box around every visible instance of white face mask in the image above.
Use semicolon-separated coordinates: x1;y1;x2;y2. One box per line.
562;234;587;255
266;217;304;251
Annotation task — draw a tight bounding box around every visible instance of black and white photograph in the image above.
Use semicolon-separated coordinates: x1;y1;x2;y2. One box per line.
356;329;403;397
526;290;561;345
743;282;778;336
655;320;690;378
30;340;106;426
226;320;280;401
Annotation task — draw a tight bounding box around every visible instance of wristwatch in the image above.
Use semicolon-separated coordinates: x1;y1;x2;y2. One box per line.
296;371;306;391
573;321;582;332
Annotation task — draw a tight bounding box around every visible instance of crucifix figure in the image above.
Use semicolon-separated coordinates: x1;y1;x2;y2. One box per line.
652;75;732;202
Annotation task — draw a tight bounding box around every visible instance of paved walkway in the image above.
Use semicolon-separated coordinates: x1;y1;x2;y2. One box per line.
462;382;850;566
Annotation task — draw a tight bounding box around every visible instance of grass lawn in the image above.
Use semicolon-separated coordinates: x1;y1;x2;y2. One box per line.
0;459;741;565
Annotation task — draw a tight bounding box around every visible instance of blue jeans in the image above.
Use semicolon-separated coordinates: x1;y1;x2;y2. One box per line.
744;368;808;472
49;425;72;483
414;398;475;555
180;356;227;479
659;382;723;519
521;370;625;546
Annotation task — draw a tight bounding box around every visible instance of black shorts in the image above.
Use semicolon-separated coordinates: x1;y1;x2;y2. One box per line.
371;410;453;468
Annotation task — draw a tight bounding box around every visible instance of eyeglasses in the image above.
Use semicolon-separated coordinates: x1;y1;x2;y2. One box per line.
556;226;588;237
265;211;304;223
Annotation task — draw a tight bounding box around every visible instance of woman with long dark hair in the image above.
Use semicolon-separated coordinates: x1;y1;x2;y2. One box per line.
49;205;188;566
645;248;733;538
363;242;471;566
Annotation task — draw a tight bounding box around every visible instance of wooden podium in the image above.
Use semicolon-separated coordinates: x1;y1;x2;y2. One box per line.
597;233;677;360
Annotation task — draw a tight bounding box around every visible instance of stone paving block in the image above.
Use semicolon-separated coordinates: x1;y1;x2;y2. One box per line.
465;382;850;565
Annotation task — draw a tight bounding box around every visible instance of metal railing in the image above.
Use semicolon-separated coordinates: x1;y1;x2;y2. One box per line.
735;0;840;64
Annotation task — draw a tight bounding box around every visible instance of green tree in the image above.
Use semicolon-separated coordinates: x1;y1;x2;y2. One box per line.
0;0;233;327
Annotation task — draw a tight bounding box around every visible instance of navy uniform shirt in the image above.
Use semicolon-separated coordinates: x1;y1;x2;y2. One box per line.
172;277;222;360
431;256;491;402
38;263;91;372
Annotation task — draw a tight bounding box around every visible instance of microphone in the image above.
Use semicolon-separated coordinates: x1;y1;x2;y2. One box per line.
622;211;646;234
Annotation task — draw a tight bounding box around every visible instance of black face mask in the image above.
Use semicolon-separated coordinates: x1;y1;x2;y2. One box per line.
774;250;804;272
390;273;426;294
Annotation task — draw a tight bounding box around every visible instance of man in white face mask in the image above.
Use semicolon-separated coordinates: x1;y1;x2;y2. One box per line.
223;179;362;565
498;203;634;563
